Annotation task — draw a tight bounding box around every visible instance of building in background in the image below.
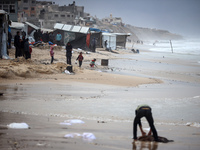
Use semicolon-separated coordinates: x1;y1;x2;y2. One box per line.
18;0;37;24
102;14;122;26
0;0;19;22
37;1;90;29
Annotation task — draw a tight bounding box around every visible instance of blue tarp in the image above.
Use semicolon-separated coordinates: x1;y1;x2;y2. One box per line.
89;28;101;32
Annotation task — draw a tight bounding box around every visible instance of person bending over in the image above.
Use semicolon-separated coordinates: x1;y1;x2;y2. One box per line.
133;104;158;142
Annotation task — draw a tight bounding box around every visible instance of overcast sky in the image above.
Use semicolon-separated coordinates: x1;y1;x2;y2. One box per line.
49;0;200;37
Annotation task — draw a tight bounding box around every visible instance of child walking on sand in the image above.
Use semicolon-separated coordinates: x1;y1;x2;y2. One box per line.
76;52;84;67
50;46;54;64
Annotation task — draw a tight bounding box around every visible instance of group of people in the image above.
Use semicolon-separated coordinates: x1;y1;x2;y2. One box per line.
34;29;54;43
50;41;96;68
14;31;32;59
34;30;62;46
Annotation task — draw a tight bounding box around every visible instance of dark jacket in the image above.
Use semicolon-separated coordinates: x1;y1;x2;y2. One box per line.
24;41;29;52
14;35;20;47
66;43;72;56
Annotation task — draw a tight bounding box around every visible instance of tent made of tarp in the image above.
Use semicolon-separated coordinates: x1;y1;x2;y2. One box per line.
102;33;116;50
89;28;101;32
53;23;91;50
10;22;26;41
10;22;24;30
25;22;39;30
0;9;9;59
41;28;53;33
54;23;89;34
24;22;39;36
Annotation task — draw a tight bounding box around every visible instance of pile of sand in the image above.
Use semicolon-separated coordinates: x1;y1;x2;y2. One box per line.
0;57;69;78
0;46;120;79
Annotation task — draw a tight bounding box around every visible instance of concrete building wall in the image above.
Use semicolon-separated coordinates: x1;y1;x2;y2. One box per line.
18;0;37;23
0;0;19;22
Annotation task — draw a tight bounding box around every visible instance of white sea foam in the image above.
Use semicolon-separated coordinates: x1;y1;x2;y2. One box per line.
148;39;200;55
186;122;200;128
193;96;200;99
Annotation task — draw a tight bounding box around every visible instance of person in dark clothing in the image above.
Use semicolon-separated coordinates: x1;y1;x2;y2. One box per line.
49;32;54;43
14;31;21;58
66;42;72;65
104;40;108;50
24;38;29;59
45;31;49;43
20;35;26;57
76;52;84;67
34;30;39;42
37;29;42;41
50;46;54;64
92;38;96;52
133;104;158;142
8;32;12;49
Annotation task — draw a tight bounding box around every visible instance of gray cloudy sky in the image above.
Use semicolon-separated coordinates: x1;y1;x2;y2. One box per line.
51;0;200;37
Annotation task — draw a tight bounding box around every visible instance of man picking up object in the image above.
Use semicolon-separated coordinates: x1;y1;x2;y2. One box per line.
133;104;159;142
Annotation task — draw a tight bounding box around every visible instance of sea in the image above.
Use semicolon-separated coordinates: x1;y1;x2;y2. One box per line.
147;39;200;55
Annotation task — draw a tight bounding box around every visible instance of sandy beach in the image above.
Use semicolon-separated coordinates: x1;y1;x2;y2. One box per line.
0;44;200;150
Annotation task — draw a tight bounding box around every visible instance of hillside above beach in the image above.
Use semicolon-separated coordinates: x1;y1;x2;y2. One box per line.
94;18;183;42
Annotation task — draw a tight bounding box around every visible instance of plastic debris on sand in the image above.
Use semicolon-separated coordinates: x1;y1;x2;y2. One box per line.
64;132;96;141
7;123;30;129
60;119;85;126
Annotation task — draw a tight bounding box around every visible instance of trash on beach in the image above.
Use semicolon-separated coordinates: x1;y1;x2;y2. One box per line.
82;132;96;141
59;122;72;126
7;123;30;129
64;132;96;141
97;121;106;123
60;119;85;125
68;119;85;124
64;70;74;75
64;133;82;138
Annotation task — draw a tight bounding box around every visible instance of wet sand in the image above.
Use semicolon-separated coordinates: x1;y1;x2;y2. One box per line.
0;45;200;150
0;112;199;150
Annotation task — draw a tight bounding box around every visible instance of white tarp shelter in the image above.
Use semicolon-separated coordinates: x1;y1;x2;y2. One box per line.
54;23;89;34
102;33;116;50
10;22;24;29
113;33;131;48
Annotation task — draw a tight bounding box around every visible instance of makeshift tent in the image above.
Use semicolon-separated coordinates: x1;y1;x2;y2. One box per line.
10;22;25;38
0;10;9;59
24;22;39;37
54;23;93;50
102;33;116;50
113;33;131;49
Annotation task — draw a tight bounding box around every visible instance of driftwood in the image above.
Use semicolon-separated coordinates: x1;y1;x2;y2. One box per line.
138;135;174;143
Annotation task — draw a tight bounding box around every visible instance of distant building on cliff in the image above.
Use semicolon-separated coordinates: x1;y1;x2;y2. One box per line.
102;14;123;26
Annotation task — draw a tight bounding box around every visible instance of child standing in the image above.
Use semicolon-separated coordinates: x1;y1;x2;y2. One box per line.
50;46;54;64
76;52;84;67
